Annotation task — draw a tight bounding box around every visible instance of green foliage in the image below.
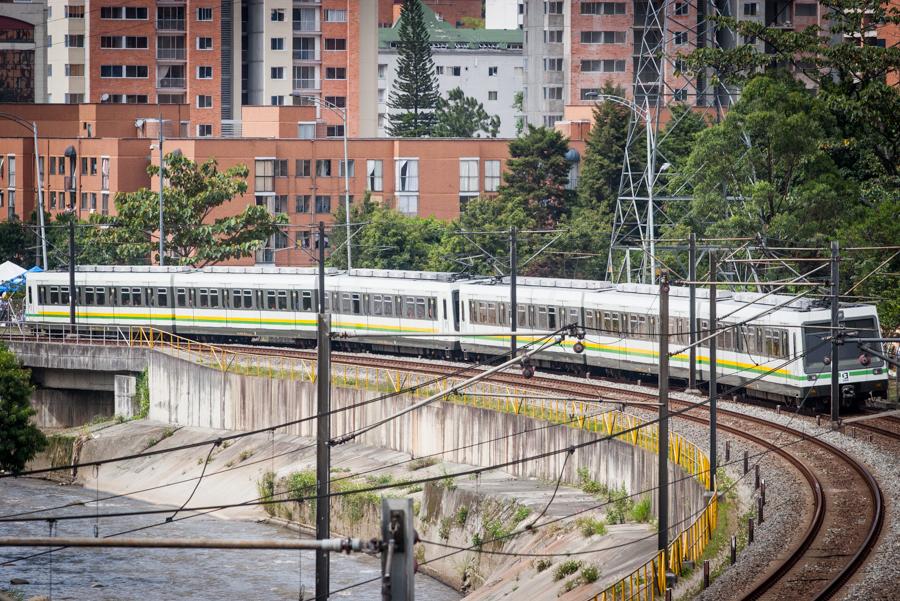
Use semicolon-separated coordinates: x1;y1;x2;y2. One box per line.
439;517;452;540
135;369;150;418
605;484;633;525
257;471;276;516
483;518;510;541
387;0;441;137
434;87;500;138
534;558;552;573
576;466;607;495
580;564;600;583
82;152;286;266
455;505;469;526
578;83;630;212
459;16;485;29
512;506;531;523
0;220;31;266
408;456;439;471
512;91;525;136
553;560;582;581
438;467;457;490
0;346;46;474
629;497;652;523
575;517;607;537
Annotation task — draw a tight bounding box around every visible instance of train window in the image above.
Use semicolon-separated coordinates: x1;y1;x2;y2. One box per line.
699;320;709;347
121;288;132;306
157;288;168;307
237;289;253;309
38;286;45;304
567;308;579;327
265;290;276;310
176;288;187;307
198;289;209;308
386;295;395;316
95;287;104;306
323;293;331;312
340;293;351;313
84;287;94;305
469;300;477;323
536;306;547;329
585;310;595;330
460;300;465;322
301;291;313;311
135;288;144;306
443;299;447;321
208;289;219;308
548;307;557;330
487;302;497;325
518;304;527;328
498;302;507;326
49;286;59;305
277;291;288;311
372;294;383;316
27;286;32;304
401;297;415;319
428;298;436;320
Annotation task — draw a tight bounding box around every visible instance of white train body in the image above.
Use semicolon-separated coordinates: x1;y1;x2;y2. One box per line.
24;266;889;404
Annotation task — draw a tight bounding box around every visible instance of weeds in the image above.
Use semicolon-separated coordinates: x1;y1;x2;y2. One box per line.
553;560;582;581
512;506;531;523
629;497;652;523
575;517;607;537
456;505;469;526
576;467;608;495
408;456;439;471
534;559;552;573
439;517;452;540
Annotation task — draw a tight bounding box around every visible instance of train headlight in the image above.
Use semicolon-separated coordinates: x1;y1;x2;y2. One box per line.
858;354;871;367
573;341;585;354
823;355;831;366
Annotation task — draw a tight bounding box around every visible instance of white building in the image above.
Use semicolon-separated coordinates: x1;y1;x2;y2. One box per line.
485;0;524;30
378;4;524;138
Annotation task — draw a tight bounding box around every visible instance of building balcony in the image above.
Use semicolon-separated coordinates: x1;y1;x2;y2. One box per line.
157;19;185;32
157;47;186;61
292;50;319;61
293;22;320;34
292;80;320;92
157;77;186;89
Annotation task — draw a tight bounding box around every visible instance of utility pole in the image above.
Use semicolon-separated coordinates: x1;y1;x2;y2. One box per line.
158;116;165;266
658;274;669;554
32;123;47;270
316;220;331;600
688;232;697;391
708;252;717;490
509;226;517;359
68;219;76;325
830;240;840;427
381;498;415;601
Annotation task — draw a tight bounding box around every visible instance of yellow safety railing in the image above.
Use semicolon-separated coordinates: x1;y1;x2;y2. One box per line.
12;325;718;598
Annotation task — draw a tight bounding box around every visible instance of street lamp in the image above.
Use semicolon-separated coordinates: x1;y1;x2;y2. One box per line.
0;112;48;270
584;92;659;283
291;93;352;271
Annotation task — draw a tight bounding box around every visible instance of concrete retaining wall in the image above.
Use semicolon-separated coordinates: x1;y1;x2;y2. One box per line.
149;351;707;533
31;388;113;428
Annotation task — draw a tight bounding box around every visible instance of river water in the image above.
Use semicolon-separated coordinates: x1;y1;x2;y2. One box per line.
0;478;461;600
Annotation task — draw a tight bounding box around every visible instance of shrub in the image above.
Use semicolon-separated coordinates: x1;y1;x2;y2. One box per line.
581;564;600;583
135;368;150;418
553;560;582;581
629;497;652;523
576;467;606;495
456;505;469;526
606;485;633;525
257;471;276;516
576;517;607;537
439;517;452;540
512;506;531;523
535;558;552;573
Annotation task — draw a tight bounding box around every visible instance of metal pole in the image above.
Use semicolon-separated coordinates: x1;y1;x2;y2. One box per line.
658;275;669;553
510;225;517;359
830;240;840;427
645;105;655;284
342;110;351;271
32;123;48;270
68;218;76;325
0;536;372;552
709;252;717;490
688;232;697;390
316;219;331;601
158;115;165;266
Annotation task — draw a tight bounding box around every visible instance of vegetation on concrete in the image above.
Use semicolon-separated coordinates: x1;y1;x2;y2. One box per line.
387;0;441;137
576;516;608;538
553;559;582;581
135;369;150;418
0;345;46;474
534;558;552;573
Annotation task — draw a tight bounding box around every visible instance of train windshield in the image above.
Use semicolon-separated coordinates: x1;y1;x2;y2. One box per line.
802;317;883;374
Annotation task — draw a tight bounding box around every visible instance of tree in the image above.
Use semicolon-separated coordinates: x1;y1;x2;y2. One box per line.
512;92;525;136
577;83;631;212
433;88;501;138
0;345;46;474
83;153;286;266
0;220;30;266
387;0;441;137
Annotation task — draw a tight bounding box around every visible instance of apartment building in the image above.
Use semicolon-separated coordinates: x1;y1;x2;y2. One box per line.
0;1;49;103
378;4;525;137
377;0;485;28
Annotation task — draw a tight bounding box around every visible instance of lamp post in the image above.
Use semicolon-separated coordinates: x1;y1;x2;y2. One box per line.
583;93;658;284
0;112;48;270
292;94;352;270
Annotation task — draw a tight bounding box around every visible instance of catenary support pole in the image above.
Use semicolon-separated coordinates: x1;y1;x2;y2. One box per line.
68;218;76;325
32;123;47;270
158;115;165;266
688;232;697;390
709;252;717;490
831;240;840;427
316;221;330;600
658;275;670;553
342;114;351;271
510;225;517;359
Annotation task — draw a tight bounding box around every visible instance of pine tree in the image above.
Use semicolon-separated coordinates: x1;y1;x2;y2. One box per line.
0;346;46;474
387;0;441;137
577;83;631;212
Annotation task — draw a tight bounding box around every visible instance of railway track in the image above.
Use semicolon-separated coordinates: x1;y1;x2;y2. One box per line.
217;344;884;600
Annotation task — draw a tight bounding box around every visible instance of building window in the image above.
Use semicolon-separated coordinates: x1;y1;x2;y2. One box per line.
325;67;346;80
436;66;444;75
795;3;817;16
675;2;689;15
484;160;501;192
296;160;311;176
580;31;626;44
543;86;563;100
324;96;346;108
324;9;347;22
315;195;331;213
580;2;626;15
197;95;213;108
397;196;417;216
271;8;285;21
366;160;383;191
459;159;479;194
271;95;284;106
90;157;97;175
544;30;562;43
316;160;332;177
581;88;601;100
325;38;346;51
255;159;274;192
271;37;284;50
293;65;316;89
197;37;213;50
64;34;85;47
100;36;148;49
197;7;213;21
545;1;564;14
674;31;688;45
198;124;212;137
90;192;97;210
543;115;561;127
102;193;109;215
543;58;563;71
271;67;284;80
101;157;109;190
295;195;311;213
65;64;84;76
449;66;462;76
101;7;148;19
580;59;626;72
488;66;498;76
326;125;344;138
396;159;418;192
197;66;213;79
673;88;688;101
80;192;87;209
378;64;387;79
743;2;758;15
274;160;288;177
339;160;354;178
100;65;148;78
488;91;498;101
273;195;288;213
49;191;57;208
298;122;316;139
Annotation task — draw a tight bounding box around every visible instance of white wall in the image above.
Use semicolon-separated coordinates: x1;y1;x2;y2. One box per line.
485;0;522;30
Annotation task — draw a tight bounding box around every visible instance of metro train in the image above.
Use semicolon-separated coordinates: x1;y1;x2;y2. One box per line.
23;266;889;407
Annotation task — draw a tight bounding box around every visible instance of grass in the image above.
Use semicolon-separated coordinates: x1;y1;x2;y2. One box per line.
455;505;469;526
580;564;600;583
576;467;608;495
238;449;254;462
439;517;452;540
575;517;608;537
257;471;276;516
135;368;150;418
553;560;582;581
534;558;552;573
512;506;531;523
438;467;457;491
408;456;439;471
628;497;652;523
